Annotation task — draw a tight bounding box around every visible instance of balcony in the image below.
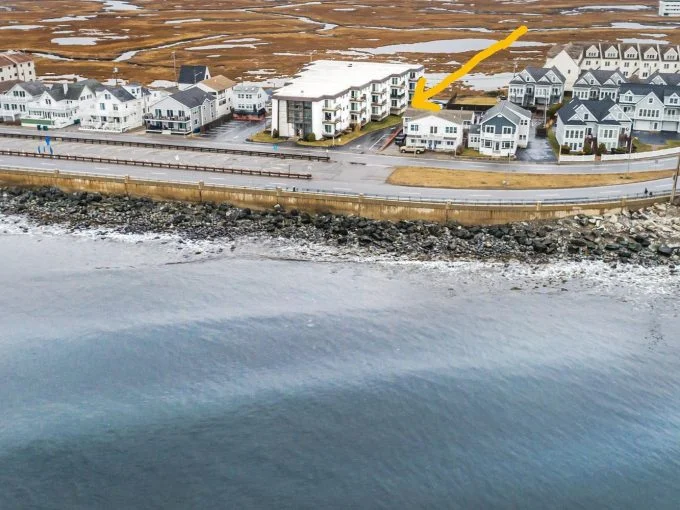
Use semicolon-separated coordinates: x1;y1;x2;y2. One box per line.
350;105;367;113
350;95;366;102
322;103;341;112
390;91;406;99
323;117;341;125
144;113;189;122
372;98;387;106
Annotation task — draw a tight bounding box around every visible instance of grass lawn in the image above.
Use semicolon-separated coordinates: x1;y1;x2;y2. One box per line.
633;138;654;152
459;148;492;158
387;166;674;190
296;115;402;147
250;131;285;144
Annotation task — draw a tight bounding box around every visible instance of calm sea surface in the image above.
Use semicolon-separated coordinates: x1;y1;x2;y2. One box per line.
1;225;679;509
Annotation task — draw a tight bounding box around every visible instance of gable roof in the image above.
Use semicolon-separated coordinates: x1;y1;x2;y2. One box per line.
618;82;679;102
102;86;136;102
574;69;625;87
0;79;20;94
17;81;48;96
178;65;209;85
482;100;531;125
169;87;214;108
404;107;474;124
645;72;680;87
0;51;33;67
510;66;565;85
45;79;103;101
557;98;621;124
199;75;236;91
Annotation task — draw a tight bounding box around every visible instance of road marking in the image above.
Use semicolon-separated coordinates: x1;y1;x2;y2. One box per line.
333;187;352;191
401;192;422;196
369;135;388;151
150;172;167;175
470;194;492;197
39;162;56;167
95;167;108;171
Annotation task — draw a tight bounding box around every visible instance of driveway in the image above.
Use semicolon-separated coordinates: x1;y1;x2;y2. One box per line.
342;125;401;153
632;130;680;146
516;116;557;163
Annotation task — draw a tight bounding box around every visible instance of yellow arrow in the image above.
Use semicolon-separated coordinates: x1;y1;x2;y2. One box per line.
411;25;529;112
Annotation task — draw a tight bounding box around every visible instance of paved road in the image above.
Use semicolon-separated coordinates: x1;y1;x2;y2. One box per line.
0;155;672;203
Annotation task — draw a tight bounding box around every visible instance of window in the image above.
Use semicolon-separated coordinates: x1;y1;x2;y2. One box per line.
430;126;438;134
483;140;492;148
502;141;513;149
484;125;495;134
445;126;456;134
410;124;419;132
325;125;331;133
502;126;512;135
649;97;654;104
99;103;105;111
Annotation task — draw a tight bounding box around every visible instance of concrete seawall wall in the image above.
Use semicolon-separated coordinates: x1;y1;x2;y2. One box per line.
0;168;667;225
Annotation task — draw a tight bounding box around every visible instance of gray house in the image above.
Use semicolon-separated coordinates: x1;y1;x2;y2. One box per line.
508;66;565;108
469;101;532;157
573;70;626;101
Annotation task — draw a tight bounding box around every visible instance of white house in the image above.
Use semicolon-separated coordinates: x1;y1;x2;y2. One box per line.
474;101;531;158
79;86;145;133
572;70;626;101
177;65;210;91
271;60;424;139
0;52;36;83
233;83;267;119
660;0;680;16
402;108;474;152
545;42;680;90
144;87;217;135
508;66;565;108
555;99;631;152
197;75;236;118
618;83;680;132
0;81;48;122
645;71;680;86
21;79;102;129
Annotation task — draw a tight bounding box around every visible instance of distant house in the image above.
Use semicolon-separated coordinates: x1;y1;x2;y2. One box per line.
645;71;680;86
0;80;48;123
573;70;626;101
475;101;531;157
0;52;36;83
402;108;474;152
144;87;217;135
660;0;680;16
79;86;145;133
21;79;103;129
555;99;631;152
508;66;565;108
196;75;236;118
177;65;211;91
233;83;267;119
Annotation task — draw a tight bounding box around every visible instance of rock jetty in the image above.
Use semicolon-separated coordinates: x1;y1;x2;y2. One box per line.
1;186;679;266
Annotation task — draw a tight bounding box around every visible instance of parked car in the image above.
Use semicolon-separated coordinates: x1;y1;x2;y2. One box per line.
394;133;406;146
400;145;424;154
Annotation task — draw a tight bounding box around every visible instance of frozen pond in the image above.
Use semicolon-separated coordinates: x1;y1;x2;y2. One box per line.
164;19;203;24
424;71;515;91
51;37;100;46
87;0;140;11
114;50;140;61
355;39;549;55
0;25;44;30
41;16;96;22
563;4;651;15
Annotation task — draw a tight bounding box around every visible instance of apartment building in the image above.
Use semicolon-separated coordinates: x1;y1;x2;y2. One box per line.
508;67;565;108
0;81;48;122
271;60;424;139
660;0;680;16
618;82;680;132
402;108;474;152
572;70;626;101
468;101;531;157
144;87;217;135
79;86;145;133
545;42;680;90
21;79;103;129
555;99;631;152
0;52;36;83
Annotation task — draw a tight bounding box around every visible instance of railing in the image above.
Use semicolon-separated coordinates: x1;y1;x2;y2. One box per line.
350;95;366;102
144;115;189;122
0;131;330;162
322;104;341;112
0;149;312;180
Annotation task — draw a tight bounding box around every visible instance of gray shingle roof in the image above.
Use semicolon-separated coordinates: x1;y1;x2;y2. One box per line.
103;86;135;102
404;107;474;124
574;70;625;87
178;65;209;85
170;87;214;108
482;100;531;125
557;98;620;124
645;72;680;86
510;66;565;85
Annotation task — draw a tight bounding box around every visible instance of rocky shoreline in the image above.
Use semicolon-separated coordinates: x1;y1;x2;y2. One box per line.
1;186;680;267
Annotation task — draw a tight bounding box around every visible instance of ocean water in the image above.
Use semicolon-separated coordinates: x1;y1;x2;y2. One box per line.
1;220;680;509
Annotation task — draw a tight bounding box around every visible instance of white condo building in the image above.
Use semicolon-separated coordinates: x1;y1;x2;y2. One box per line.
271;60;424;140
660;0;680;15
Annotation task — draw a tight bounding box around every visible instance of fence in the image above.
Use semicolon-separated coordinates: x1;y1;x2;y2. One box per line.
0;150;312;180
601;147;680;161
0;131;329;162
558;154;596;163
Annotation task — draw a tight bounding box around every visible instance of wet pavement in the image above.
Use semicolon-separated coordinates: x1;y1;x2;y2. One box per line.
515;116;556;163
199;119;266;143
342;125;402;153
632;130;680;146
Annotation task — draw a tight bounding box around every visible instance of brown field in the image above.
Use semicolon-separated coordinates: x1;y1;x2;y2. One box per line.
387;167;675;190
0;0;671;95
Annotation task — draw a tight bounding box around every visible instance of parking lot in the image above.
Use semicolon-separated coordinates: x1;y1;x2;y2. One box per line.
199;119;266;143
341;125;401;153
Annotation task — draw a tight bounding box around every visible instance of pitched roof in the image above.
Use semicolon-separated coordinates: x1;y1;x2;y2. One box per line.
17;81;48;96
547;43;584;60
178;65;209;85
0;79;20;94
169;87;214;108
645;72;680;86
0;51;33;67
510;66;565;85
574;69;624;87
199;75;236;91
102;86;136;102
45;79;103;101
557;98;620;123
482;100;531;125
233;83;263;93
618;82;673;101
404;107;474;124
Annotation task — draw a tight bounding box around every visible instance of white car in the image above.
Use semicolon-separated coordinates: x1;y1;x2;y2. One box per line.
400;146;424;154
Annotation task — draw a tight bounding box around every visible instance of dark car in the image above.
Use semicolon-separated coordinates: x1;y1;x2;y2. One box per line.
394;133;407;146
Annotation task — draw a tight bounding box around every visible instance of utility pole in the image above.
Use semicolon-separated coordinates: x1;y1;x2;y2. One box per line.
671;153;680;204
627;135;635;178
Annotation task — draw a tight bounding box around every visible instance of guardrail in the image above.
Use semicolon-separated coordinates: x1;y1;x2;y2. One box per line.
0;131;329;162
0;150;312;180
0;165;669;206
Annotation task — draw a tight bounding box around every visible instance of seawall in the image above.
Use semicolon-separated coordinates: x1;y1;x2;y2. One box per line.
0;167;669;226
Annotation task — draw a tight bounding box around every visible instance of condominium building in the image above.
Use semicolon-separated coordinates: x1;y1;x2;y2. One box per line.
555;99;631;152
545;42;680;90
572;70;626;101
508;67;565;108
468;101;531;158
271;60;424;139
618;82;680;132
659;0;680;16
79;86;145;133
144;87;217;135
21;79;103;129
0;81;48;122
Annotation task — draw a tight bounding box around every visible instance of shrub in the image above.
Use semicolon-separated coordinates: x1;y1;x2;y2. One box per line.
455;145;464;156
547;102;564;118
305;133;316;142
560;144;571;155
272;129;279;138
583;144;593;155
596;143;607;156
